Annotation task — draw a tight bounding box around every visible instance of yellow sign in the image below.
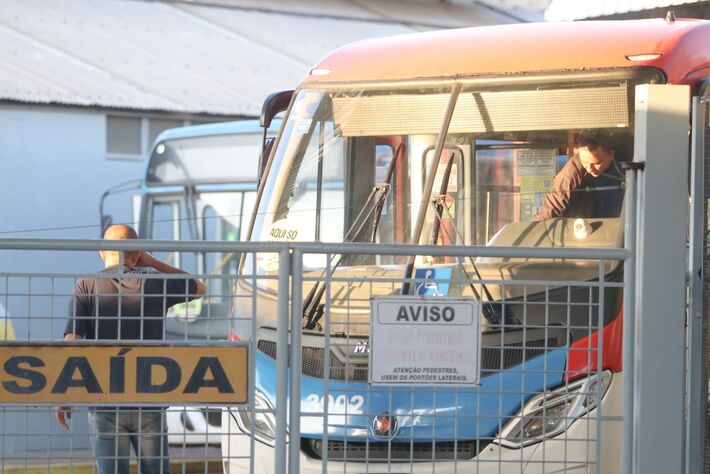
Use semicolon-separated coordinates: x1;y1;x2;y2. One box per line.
0;343;248;404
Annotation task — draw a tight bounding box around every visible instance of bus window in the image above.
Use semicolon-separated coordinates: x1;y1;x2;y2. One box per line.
273;121;345;244
475;143;562;243
147;197;197;273
373;143;396;263
423;145;466;247
149;200;179;266
241;191;257;238
203;199;241;299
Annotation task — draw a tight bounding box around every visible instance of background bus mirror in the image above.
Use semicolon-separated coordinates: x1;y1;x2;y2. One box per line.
101;214;113;235
260;90;293;128
98;179;141;236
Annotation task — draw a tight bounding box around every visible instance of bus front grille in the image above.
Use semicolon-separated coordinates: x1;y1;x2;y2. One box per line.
302;439;484;461
257;337;560;381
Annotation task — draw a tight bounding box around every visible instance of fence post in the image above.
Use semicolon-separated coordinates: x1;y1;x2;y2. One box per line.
632;84;690;474
288;248;303;474
685;97;707;474
275;247;291;474
621;163;638;474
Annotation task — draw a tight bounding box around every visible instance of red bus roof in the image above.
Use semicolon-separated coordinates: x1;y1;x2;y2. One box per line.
304;19;710;87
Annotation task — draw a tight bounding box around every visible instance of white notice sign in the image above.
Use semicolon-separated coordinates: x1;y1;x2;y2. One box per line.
369;296;481;386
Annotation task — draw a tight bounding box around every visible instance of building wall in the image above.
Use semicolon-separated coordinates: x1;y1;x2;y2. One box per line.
0;104;148;319
0;105;149;452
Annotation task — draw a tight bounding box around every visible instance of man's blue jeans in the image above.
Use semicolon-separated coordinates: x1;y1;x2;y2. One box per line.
88;408;171;474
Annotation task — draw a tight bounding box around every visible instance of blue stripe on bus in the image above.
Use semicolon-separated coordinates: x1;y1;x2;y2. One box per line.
254;347;567;441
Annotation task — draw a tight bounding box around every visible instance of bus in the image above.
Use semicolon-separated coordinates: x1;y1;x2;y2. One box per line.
101;119;278;444
222;19;710;472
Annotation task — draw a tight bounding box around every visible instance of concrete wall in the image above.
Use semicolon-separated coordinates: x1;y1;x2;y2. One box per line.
0;104;144;326
0;105;146;453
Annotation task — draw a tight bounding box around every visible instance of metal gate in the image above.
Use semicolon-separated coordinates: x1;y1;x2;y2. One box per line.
0;239;632;474
0;240;262;474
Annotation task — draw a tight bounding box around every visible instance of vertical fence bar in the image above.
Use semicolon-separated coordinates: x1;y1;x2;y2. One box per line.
703;97;710;474
321;252;332;474
275;248;291;474
686;97;707;474
595;260;605;474
622;164;638;474
249;253;258;474
289;248;303;474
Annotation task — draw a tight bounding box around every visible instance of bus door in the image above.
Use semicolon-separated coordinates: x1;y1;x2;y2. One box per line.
144;189;254;327
146;195;197;271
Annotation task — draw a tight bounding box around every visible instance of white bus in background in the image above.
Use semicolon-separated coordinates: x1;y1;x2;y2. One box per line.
101;117;280;445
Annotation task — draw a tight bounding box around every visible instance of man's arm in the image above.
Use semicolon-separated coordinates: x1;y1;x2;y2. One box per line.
55;333;83;429
136;252;205;296
533;157;585;221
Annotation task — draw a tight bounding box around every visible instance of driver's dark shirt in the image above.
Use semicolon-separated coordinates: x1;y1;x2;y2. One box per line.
533;155;624;221
65;265;199;340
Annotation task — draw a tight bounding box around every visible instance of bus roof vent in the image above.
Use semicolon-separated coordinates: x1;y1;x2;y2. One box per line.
665;11;676;23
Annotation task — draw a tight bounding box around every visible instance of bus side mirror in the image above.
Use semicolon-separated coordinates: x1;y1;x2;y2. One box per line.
259;137;276;185
259;90;293;185
260;90;293;129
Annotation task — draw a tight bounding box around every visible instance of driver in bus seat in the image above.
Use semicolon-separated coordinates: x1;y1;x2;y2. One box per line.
532;131;626;221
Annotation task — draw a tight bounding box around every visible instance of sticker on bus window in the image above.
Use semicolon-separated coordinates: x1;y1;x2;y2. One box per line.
265;219;301;242
414;268;452;296
515;149;556;176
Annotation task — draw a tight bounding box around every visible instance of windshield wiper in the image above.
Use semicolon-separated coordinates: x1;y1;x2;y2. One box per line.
302;145;400;330
408;153;513;326
434;189;514;326
428;155;455;246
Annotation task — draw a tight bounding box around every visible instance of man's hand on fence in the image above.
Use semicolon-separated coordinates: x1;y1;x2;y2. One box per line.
55;406;72;429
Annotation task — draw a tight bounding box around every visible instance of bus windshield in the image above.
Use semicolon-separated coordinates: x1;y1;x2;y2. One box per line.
147;133;261;186
138;123;272;326
254;79;634;269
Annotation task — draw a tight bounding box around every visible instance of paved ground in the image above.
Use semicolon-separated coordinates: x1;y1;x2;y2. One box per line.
2;445;222;474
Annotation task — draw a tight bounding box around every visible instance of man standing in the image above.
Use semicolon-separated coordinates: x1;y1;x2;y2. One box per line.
533;131;625;221
55;224;204;474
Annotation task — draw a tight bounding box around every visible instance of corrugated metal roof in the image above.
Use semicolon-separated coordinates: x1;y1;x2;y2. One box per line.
545;0;702;21
0;0;526;117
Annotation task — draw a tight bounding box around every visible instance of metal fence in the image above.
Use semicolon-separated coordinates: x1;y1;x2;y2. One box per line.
0;241;248;474
0;238;631;474
283;243;629;474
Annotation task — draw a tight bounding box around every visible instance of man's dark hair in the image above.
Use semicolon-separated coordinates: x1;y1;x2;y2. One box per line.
575;130;634;161
575;130;615;151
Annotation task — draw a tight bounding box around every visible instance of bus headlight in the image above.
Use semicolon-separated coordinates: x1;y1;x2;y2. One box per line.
232;391;284;446
496;371;612;448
